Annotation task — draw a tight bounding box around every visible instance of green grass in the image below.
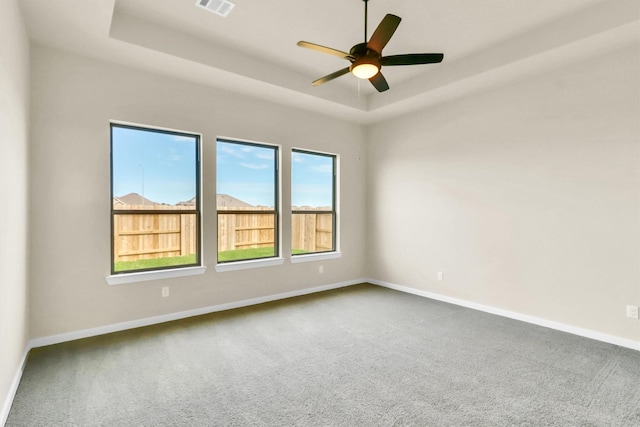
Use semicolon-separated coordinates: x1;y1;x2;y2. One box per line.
217;248;311;262
114;254;197;272
218;247;276;262
115;248;310;271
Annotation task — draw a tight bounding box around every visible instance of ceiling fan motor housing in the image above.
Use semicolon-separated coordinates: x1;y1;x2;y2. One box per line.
350;43;379;58
349;43;381;77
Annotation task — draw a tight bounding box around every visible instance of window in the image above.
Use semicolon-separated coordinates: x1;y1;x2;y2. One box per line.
291;150;336;255
216;139;279;263
110;124;200;274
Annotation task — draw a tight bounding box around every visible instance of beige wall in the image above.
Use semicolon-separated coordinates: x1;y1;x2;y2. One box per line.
3;14;639;419
24;42;640;345
367;44;640;342
0;0;30;420
28;45;367;338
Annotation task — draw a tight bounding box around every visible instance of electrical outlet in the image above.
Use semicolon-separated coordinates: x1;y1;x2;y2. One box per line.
162;286;170;298
437;272;444;281
626;305;639;319
319;265;324;274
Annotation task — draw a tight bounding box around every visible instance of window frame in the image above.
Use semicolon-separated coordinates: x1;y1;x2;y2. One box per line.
109;122;202;276
216;138;280;265
291;148;338;257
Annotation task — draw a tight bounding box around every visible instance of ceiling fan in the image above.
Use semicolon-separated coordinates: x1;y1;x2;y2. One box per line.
297;0;444;92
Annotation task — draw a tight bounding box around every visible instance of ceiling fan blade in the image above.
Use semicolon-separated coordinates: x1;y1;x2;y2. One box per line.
369;72;389;92
381;53;444;66
367;14;401;54
312;67;351;86
297;41;353;60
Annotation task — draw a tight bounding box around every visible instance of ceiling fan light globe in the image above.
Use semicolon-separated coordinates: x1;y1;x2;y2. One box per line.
351;62;379;79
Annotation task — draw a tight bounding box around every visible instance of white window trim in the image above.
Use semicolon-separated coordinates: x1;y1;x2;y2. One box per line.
110;121;204;281
216;137;282;270
291;148;340;258
215;257;285;272
290;252;342;263
106;266;207;285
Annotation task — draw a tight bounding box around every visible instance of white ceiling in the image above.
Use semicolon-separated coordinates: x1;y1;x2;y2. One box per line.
18;0;640;123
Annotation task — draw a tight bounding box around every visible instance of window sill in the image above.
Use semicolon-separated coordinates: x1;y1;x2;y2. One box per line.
106;266;207;285
215;257;285;272
290;252;342;263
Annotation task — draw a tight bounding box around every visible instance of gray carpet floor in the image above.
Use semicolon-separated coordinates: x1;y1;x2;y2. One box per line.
6;283;640;426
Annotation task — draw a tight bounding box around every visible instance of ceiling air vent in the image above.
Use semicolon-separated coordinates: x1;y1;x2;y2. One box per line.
195;0;235;17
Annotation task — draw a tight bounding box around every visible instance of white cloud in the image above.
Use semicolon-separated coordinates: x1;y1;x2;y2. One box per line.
218;144;244;158
312;164;333;174
172;135;195;143
256;152;274;160
240;162;270;170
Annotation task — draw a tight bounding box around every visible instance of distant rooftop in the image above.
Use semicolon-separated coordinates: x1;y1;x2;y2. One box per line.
216;194;253;208
113;192;159;206
113;193;261;208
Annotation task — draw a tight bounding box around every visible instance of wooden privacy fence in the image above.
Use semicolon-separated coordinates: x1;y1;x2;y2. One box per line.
291;213;333;253
216;207;334;253
217;208;275;252
113;205;197;262
216;211;333;253
114;206;333;262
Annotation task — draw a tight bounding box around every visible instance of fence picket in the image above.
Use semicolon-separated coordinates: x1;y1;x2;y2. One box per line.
114;206;332;262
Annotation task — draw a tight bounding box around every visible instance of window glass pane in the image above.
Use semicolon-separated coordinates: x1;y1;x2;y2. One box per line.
217;213;276;262
292;213;334;254
292;151;333;211
292;150;335;255
112;127;197;209
217;140;278;262
113;213;197;272
111;125;199;273
216;141;276;209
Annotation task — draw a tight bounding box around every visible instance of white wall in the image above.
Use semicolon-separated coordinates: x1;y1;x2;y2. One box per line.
0;0;30;421
367;44;640;343
28;45;367;339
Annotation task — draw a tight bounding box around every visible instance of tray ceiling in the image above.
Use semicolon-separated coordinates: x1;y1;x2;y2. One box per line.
19;0;639;123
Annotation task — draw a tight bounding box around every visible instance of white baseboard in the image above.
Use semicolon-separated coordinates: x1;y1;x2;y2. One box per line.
369;279;640;352
28;279;365;349
1;347;29;427
5;280;363;425
10;277;636;426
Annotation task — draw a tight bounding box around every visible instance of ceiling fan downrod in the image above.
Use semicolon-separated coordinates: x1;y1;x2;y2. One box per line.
363;0;368;43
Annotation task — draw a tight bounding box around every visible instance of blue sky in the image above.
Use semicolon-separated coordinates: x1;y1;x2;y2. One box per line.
112;128;334;208
112;126;197;205
291;151;334;208
216;141;276;207
217;142;334;208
